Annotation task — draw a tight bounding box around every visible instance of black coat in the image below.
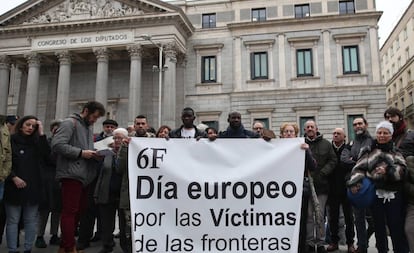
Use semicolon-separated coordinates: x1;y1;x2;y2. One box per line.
4;133;49;205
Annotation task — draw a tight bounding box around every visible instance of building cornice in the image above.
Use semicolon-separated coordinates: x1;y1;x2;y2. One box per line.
227;12;382;31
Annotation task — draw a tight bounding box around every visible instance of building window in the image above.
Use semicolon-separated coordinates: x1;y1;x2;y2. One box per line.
410;91;413;105
406;47;410;62
299;116;315;137
404;28;408;40
202;56;216;83
339;0;355;14
202;120;219;131
296;49;313;77
251;52;268;79
408;70;412;82
252;8;266;22
202;13;216;28
342;46;360;74
347;114;363;141
396;38;400;49
295;4;310;18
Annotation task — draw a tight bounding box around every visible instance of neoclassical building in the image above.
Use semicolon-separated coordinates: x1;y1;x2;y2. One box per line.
380;1;414;129
0;0;385;138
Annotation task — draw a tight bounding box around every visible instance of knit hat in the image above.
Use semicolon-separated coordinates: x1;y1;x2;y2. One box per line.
6;115;18;125
113;127;128;138
375;121;394;135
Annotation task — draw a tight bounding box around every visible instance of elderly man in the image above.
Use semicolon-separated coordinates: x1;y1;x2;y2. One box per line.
326;128;356;253
303;120;336;253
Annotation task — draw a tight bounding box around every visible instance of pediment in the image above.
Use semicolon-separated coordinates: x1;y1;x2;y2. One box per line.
0;0;180;26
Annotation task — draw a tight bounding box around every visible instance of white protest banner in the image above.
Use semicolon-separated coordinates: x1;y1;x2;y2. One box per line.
128;138;305;253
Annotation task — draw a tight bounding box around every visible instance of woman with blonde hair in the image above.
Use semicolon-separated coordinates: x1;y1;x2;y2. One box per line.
280;122;316;253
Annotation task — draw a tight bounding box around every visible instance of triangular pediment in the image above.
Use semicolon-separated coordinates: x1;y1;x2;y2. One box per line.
0;0;181;26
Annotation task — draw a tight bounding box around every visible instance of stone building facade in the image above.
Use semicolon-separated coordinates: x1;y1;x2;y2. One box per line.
380;1;414;129
0;0;385;138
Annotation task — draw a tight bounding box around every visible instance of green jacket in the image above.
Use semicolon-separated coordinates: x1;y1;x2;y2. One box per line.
0;115;12;181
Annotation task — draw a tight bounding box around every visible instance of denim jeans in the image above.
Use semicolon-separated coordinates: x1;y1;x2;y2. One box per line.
5;203;38;252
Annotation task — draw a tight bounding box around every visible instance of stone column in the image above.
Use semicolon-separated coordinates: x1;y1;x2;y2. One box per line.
322;30;332;85
278;33;286;88
55;50;72;119
127;44;143;124
163;44;177;128
0;55;10;114
233;37;242;91
24;52;41;115
93;47;109;108
369;26;381;84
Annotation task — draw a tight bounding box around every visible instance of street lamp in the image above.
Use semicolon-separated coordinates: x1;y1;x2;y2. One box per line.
141;34;166;127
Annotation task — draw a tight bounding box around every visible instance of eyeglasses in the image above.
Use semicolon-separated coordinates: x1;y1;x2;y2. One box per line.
332;132;342;135
283;130;295;134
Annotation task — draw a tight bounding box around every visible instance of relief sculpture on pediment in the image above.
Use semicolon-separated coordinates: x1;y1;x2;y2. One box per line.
23;0;144;24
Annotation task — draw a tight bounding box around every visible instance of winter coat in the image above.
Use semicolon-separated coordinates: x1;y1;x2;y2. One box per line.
219;125;260;138
52;113;99;186
169;125;207;138
329;142;351;197
305;133;336;194
341;131;374;170
94;153;122;204
405;156;414;205
349;141;406;192
4;133;49;205
117;144;130;210
38;137;61;211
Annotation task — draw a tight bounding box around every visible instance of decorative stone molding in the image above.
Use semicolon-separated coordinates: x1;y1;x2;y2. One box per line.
93;47;110;62
165;42;177;63
25;52;41;67
127;44;143;59
0;55;11;70
55;50;72;65
23;0;144;25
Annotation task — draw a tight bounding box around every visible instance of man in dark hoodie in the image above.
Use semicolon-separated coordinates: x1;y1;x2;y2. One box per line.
219;111;259;138
303;120;336;253
384;107;408;147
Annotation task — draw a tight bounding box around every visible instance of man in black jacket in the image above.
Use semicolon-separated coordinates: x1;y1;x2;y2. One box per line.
169;107;206;138
219;112;259;138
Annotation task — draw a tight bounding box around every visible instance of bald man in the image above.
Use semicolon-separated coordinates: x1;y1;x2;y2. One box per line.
326;128;356;253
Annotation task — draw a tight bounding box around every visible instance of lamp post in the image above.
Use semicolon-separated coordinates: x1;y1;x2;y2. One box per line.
141;34;163;127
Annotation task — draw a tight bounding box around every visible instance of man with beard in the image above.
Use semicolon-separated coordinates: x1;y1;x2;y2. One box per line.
52;101;105;253
341;117;374;253
219;112;259;138
303;120;336;253
169;107;206;138
384;107;408;148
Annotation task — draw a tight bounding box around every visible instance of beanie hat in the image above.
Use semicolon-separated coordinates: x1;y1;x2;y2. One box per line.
113;128;128;138
102;119;118;127
375;121;394;135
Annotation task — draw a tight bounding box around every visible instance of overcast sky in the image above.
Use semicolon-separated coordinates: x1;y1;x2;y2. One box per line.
0;0;411;47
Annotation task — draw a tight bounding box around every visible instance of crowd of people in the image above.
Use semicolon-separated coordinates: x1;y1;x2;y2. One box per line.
0;102;413;253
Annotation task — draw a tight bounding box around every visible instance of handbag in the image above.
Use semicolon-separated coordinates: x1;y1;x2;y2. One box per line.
347;177;376;208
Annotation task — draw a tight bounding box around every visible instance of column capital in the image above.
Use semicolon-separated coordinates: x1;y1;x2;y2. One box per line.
0;55;11;70
165;42;177;63
25;52;41;67
127;44;143;59
55;50;72;65
93;47;110;62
